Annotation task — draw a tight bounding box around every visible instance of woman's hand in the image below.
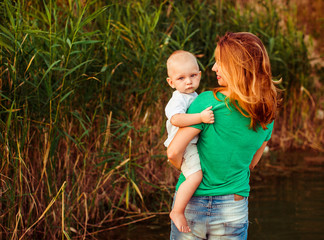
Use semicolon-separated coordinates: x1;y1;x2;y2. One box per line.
167;127;201;170
249;141;268;170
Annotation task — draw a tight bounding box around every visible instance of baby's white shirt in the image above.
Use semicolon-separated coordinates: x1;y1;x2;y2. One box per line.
164;90;199;147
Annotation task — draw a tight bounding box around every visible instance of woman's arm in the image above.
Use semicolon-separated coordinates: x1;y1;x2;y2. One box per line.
249;141;268;170
167;127;201;170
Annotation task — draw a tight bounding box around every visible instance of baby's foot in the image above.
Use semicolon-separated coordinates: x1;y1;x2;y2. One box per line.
170;211;191;233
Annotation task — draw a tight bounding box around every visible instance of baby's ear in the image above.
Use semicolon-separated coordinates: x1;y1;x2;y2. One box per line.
166;77;174;88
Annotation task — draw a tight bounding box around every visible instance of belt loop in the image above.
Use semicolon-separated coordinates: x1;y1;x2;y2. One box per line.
207;196;212;208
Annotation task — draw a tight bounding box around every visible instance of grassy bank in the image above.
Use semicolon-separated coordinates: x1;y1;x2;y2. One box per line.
0;0;323;238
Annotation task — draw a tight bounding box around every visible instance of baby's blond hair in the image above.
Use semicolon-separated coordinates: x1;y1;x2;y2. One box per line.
167;50;198;77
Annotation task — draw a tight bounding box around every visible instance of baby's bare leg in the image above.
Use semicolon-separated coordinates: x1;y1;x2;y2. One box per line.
170;170;202;232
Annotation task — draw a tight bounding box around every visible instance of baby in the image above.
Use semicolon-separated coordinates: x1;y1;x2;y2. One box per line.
164;50;214;232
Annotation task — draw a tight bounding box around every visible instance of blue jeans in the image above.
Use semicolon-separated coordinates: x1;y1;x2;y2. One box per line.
170;193;249;240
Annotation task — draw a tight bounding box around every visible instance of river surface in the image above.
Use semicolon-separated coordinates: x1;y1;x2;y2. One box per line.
102;152;324;239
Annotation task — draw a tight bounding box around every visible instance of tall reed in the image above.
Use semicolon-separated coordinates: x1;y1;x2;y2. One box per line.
0;0;322;239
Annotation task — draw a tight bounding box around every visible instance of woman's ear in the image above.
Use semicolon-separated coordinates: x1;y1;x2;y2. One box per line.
166;77;175;88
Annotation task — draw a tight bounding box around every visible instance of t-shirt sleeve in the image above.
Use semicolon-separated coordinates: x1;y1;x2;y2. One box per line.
264;121;274;141
165;94;188;119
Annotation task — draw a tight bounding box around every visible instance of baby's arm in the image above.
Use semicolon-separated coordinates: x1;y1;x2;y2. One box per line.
171;106;214;128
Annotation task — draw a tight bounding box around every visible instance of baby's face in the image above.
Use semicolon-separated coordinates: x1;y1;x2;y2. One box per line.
167;58;201;94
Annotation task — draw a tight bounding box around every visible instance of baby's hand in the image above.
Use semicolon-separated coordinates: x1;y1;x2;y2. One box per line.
200;106;214;123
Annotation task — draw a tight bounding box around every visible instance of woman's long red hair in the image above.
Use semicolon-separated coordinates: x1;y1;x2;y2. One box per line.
213;32;280;130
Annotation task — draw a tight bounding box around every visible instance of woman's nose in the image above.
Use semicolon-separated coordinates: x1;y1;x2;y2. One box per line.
212;63;217;72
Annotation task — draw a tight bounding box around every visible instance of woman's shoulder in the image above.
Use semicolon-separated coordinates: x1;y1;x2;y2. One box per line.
196;90;226;103
197;90;214;99
198;90;226;98
189;91;217;110
191;91;214;105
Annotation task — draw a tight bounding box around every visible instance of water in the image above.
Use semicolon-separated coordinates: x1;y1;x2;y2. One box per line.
248;170;324;239
102;152;324;240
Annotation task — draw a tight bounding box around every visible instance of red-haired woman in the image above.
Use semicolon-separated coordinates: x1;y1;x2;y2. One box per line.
168;32;280;240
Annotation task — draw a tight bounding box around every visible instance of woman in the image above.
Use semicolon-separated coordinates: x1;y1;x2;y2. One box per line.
167;32;280;239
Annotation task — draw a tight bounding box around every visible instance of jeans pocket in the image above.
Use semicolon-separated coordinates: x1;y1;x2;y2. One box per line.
224;221;249;239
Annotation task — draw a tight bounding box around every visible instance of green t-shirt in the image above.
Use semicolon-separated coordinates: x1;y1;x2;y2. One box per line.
175;91;274;197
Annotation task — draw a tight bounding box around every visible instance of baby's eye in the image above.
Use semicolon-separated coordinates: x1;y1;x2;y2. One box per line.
191;74;197;78
178;77;184;80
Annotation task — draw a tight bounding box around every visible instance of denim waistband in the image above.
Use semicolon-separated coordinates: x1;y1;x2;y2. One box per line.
191;194;243;200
